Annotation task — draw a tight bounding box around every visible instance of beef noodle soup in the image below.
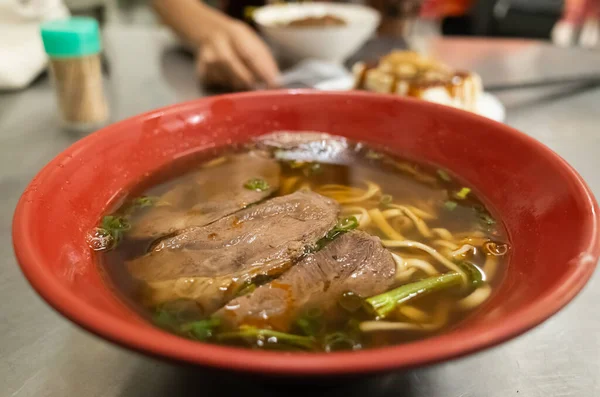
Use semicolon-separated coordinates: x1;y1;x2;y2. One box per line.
90;132;509;352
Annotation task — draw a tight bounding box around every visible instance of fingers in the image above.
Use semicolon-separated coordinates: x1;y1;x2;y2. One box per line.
196;46;228;88
212;37;255;90
234;29;281;88
196;24;281;90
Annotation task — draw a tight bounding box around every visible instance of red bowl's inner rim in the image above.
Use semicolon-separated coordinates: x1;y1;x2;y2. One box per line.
12;91;600;375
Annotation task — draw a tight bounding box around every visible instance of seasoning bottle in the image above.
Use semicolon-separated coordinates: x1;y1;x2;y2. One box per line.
40;17;109;133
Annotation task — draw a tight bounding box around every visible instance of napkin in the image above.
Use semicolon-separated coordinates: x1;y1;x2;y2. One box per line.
0;0;69;90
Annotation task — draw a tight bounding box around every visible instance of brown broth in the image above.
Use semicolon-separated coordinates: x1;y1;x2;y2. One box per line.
96;141;509;352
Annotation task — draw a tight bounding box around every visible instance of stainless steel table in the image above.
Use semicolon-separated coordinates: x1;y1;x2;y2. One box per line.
2;26;599;397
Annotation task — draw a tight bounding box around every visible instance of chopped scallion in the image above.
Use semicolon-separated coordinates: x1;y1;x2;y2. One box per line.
455;187;471;200
437;169;452;182
380;194;393;206
444;200;458;211
244;178;270;191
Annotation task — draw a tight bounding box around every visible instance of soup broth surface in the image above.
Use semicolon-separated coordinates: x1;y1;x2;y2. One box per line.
94;135;509;352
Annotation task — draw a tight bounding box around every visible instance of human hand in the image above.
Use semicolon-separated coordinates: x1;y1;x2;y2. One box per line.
196;20;280;90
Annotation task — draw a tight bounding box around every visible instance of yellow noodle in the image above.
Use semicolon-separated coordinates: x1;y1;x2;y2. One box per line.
432;228;454;241
404;258;439;276
341;206;371;229
360;321;426;332
318;182;381;204
360;301;451;332
395;267;418;282
482;254;499;282
391;253;406;270
369;208;405;240
388;204;433;238
381;209;403;218
405;205;436;220
391;215;413;232
456;284;492;310
451;244;476;258
382;240;467;283
399;305;432;323
432;240;459;250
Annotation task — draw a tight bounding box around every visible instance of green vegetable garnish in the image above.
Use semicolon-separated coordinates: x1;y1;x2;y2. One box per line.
102;215;130;232
455;187;471;200
309;215;359;252
181;318;221;340
365;272;463;318
132;196;158;208
437;169;452;182
244;178;270;191
380;194;393;206
235;281;256;297
153;309;178;331
327;216;359;239
323;332;361;352
295;308;323;337
444;200;458;211
456;261;485;288
217;326;316;350
96;215;131;249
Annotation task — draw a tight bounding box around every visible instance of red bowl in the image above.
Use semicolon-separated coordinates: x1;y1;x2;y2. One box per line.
12;91;600;376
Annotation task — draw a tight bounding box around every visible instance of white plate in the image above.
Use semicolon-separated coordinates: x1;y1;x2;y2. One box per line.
315;76;506;123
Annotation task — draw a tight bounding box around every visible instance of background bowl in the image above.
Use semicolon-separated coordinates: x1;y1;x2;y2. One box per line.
253;3;380;63
13;91;599;376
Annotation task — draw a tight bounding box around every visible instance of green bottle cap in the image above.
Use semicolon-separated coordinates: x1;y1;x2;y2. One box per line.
40;17;101;58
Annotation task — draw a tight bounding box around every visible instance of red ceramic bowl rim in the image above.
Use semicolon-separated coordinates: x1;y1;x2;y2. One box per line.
12;90;600;375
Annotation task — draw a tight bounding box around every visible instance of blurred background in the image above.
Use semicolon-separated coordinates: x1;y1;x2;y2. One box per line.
63;0;579;42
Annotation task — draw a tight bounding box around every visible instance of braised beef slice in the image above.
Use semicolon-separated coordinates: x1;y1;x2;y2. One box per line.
256;131;353;164
129;151;280;239
126;191;340;312
215;230;396;330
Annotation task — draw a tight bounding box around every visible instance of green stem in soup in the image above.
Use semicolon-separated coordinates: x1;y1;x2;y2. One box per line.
216;325;317;350
323;332;361;352
181;318;221;340
456;261;485;288
365;272;463;319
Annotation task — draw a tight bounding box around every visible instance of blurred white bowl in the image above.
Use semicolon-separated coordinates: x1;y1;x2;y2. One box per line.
254;3;380;64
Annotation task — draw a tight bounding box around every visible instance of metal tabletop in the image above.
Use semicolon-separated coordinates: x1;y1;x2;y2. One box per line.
2;26;599;397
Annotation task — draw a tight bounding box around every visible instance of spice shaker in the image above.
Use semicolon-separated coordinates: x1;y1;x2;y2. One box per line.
40;17;109;133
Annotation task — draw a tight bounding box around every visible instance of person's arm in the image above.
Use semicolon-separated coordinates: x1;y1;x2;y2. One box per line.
153;0;226;47
152;0;280;90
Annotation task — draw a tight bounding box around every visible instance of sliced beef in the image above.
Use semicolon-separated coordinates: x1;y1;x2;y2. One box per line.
256;131;353;164
129;151;280;239
126;191;340;312
214;230;396;330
